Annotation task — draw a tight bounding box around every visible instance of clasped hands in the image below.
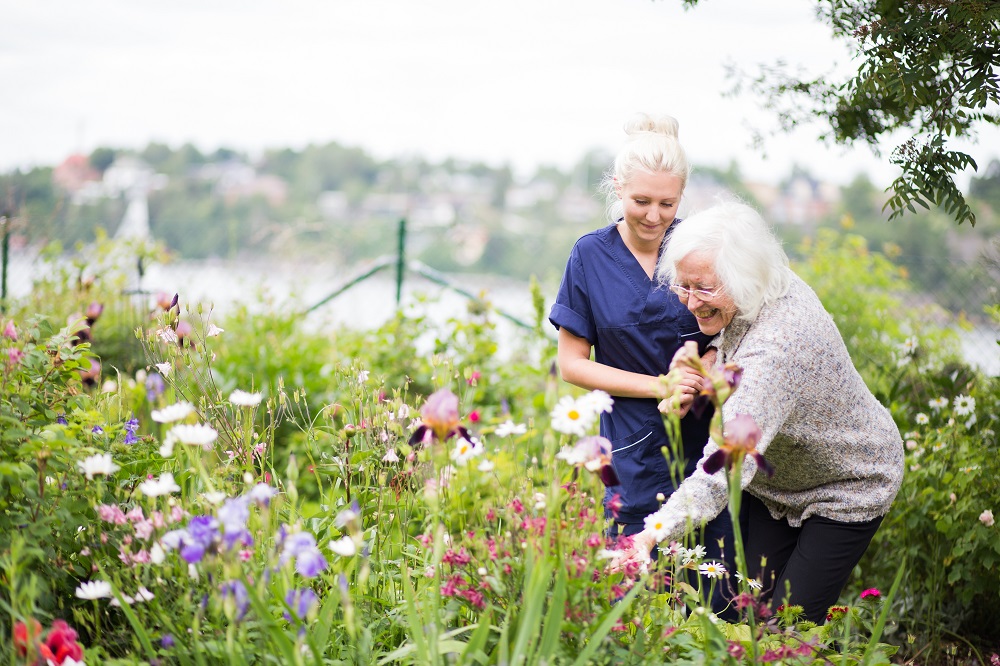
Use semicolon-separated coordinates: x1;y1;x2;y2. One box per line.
656;347;717;418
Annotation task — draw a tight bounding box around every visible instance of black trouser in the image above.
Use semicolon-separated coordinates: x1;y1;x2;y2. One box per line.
614;510;738;621
740;493;883;623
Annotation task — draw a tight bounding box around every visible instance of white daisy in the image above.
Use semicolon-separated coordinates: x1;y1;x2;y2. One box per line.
75;580;113;600
77;453;119;480
928;396;948;411
699;561;727;579
151;401;195;423
494;419;527;437
550;395;597;437
229;389;263;407
450;436;484;465
580;389;614;415
735;572;764;591
682;544;707;565
643;509;672;542
915;413;929;425
953;395;976;417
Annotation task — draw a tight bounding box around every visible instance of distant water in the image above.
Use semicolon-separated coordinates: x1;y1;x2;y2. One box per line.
5;251;997;374
5;251;548;357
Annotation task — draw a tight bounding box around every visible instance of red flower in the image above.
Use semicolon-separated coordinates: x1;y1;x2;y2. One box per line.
45;619;84;664
860;587;881;599
14;618;43;656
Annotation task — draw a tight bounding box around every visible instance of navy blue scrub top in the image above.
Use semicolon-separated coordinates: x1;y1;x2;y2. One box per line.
549;222;715;524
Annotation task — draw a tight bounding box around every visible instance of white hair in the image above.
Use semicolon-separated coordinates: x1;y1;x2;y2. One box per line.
657;201;791;322
599;113;690;223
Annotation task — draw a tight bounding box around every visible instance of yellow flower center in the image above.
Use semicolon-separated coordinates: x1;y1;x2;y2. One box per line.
568;409;580;420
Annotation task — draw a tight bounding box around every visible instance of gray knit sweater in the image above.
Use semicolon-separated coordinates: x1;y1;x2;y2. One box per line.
652;272;904;543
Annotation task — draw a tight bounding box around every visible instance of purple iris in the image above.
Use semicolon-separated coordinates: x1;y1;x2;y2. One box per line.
180;515;220;563
124;416;140;445
92;425;104;435
217;497;252;550
284;588;318;623
57;415;68;425
220;580;250;620
247;483;278;507
146;372;166;400
281;531;327;578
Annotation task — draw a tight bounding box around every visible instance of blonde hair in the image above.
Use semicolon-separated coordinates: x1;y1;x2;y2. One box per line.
600;113;690;222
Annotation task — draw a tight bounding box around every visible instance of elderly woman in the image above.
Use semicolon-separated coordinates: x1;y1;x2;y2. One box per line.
621;201;904;623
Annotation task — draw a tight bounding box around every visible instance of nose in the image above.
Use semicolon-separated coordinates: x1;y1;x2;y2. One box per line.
685;293;706;311
646;208;660;223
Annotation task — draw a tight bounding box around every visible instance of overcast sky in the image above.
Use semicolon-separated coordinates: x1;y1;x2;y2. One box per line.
3;0;997;187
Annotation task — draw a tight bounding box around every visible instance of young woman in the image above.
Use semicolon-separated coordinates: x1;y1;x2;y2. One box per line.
549;113;735;616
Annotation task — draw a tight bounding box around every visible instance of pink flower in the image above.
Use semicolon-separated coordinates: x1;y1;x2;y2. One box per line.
2;321;16;340
980;509;995;527
97;504;128;525
860;588;881;599
7;348;24;366
411;389;463;443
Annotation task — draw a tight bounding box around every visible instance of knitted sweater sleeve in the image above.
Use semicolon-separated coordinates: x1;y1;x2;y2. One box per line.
652;312;800;544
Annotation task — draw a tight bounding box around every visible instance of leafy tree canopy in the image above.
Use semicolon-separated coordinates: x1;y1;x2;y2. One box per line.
678;0;1000;226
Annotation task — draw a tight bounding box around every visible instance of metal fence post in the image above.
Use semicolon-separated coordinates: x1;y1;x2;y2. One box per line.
0;210;9;313
395;217;406;307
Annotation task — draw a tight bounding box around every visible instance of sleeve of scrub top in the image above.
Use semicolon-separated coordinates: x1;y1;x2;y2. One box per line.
548;243;597;343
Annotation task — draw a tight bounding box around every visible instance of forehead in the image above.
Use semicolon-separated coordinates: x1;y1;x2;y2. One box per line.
675;251;719;284
623;170;684;198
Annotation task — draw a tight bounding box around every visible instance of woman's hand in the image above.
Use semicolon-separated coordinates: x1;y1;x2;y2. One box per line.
606;529;658;574
659;348;717;418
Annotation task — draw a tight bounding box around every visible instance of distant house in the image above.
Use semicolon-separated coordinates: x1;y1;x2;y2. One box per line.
52;154;100;193
768;173;839;225
198;160;288;207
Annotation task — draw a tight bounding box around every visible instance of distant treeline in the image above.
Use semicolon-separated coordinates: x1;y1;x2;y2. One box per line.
2;142;999;302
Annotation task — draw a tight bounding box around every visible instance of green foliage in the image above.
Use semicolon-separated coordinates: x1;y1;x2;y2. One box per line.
2;230;997;663
702;0;1000;226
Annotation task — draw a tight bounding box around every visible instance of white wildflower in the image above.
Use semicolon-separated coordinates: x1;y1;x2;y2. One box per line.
75;580;113;600
167;423;218;450
77;453;119;480
329;536;357;557
953;395;976;416
138;473;181;498
494;419;527;437
229;389;263;407
151;401;194;423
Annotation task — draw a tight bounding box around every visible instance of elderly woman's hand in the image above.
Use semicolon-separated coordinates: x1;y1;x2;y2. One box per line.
605;529;658;574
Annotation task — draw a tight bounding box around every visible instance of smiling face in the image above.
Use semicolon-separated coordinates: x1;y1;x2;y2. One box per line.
616;170;684;251
674;250;738;335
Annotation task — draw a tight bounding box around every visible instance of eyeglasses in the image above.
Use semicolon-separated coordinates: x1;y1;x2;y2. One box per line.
669;284;724;301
